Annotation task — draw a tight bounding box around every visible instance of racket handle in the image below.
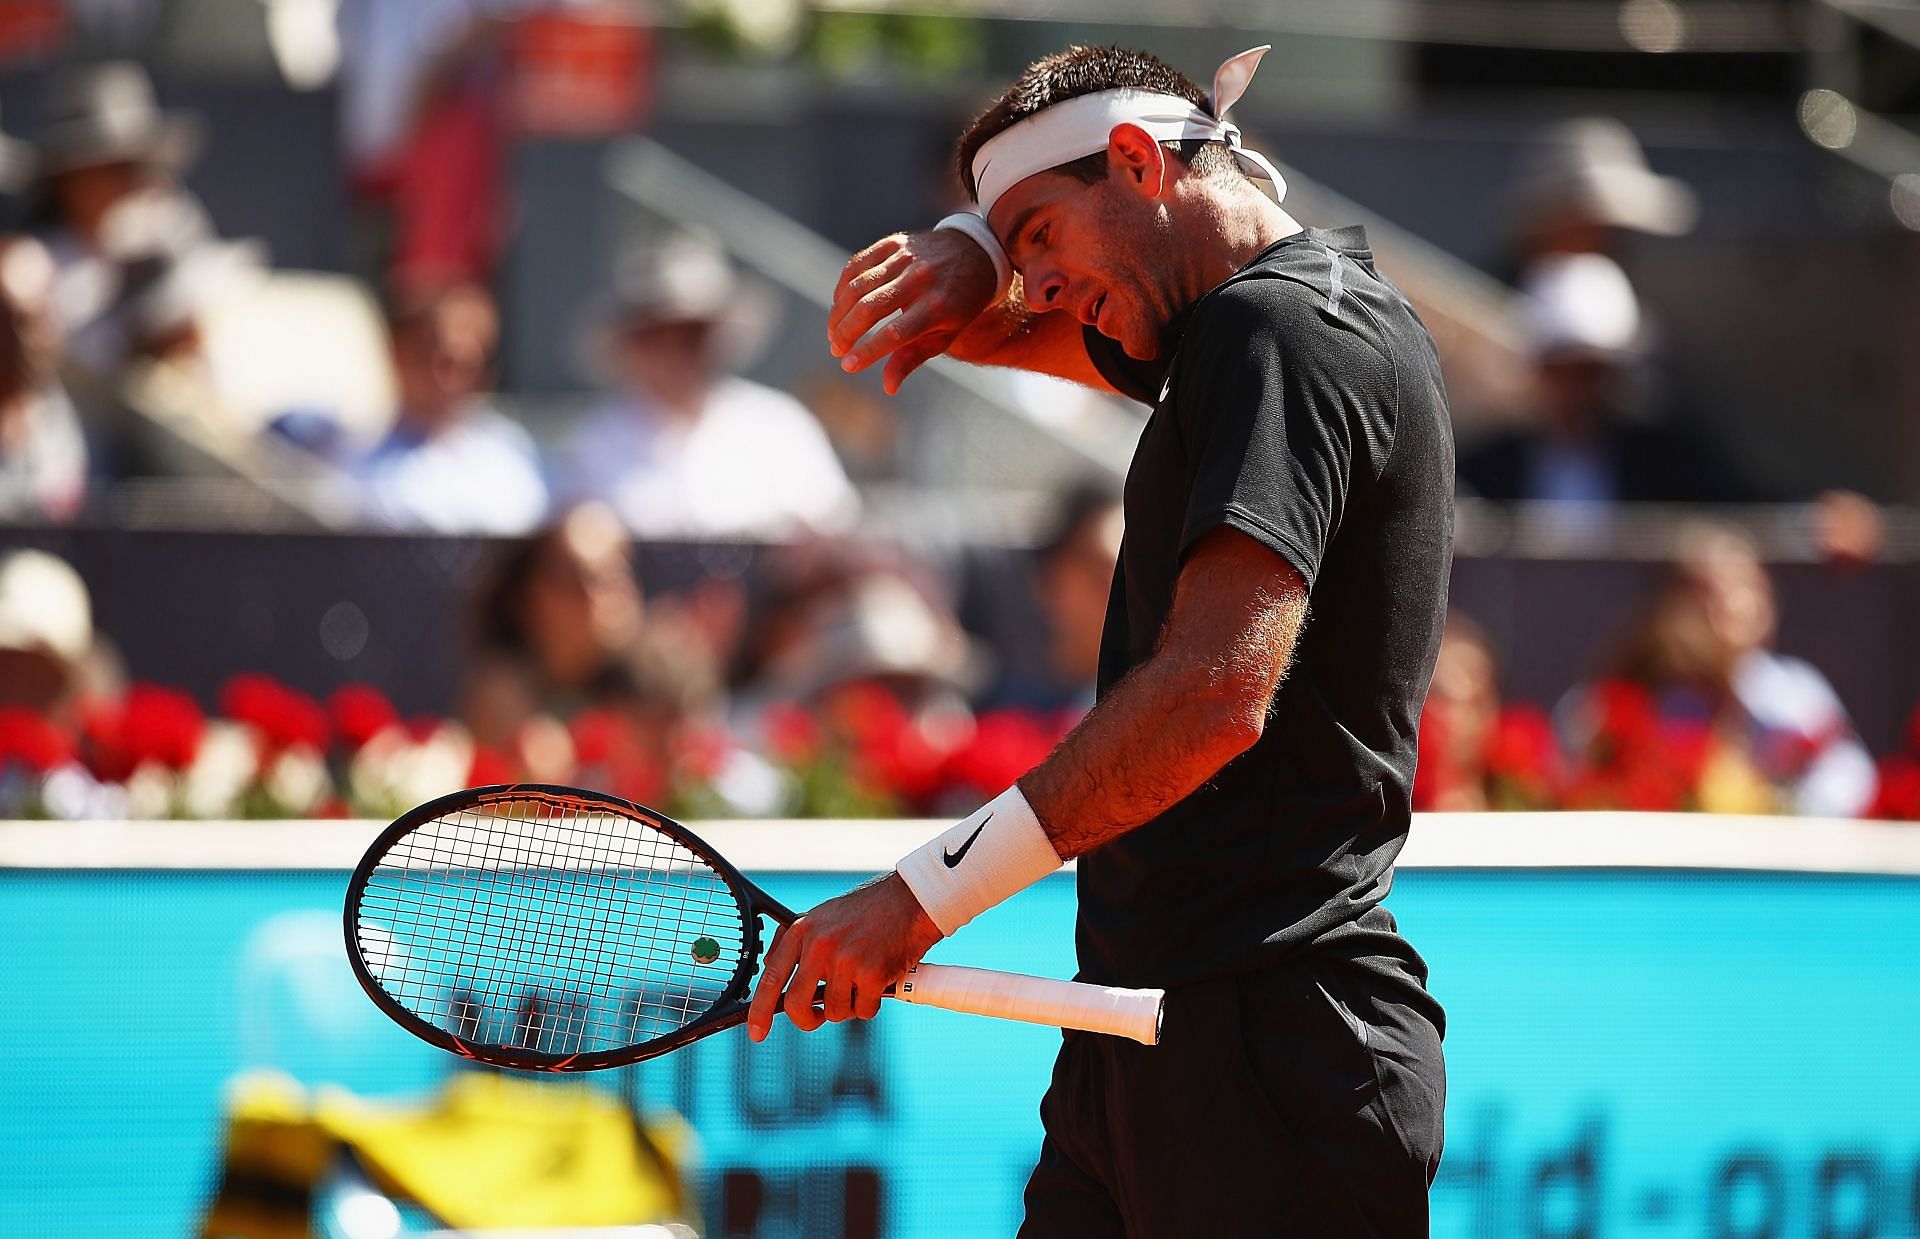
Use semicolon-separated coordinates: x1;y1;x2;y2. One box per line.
891;962;1164;1045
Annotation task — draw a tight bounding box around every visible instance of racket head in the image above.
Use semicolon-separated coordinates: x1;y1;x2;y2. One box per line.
344;784;784;1071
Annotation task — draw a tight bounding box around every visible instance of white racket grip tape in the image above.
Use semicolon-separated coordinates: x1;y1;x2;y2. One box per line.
893;962;1164;1046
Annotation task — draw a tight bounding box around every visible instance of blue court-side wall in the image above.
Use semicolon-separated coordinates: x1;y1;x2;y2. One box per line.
3;866;1918;1238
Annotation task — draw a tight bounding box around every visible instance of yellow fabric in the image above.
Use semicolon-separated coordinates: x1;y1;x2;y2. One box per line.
201;1070;690;1235
316;1072;690;1229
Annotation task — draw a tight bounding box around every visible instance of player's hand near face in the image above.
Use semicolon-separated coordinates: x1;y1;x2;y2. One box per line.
828;228;1117;395
746;871;944;1040
828;229;999;395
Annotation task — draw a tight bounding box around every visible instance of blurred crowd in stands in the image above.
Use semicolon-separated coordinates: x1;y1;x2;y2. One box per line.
3;507;1919;822
0;485;1106;819
0;56;1899;533
0;57;862;537
0;48;1911;822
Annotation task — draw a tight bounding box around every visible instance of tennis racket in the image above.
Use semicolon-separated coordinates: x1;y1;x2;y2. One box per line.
344;784;1164;1071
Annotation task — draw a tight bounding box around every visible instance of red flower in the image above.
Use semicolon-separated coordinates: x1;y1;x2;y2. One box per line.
79;697;133;782
675;725;735;783
1483;705;1561;809
820;683;909;748
1867;756;1920;822
568;708;627;768
1558;768;1614;811
1619;763;1688;813
564;708;666;803
221;674;330;755
1587;680;1660;764
1484;706;1557;780
760;701;824;765
117;684;206;771
467;744;517;788
853;718;953;807
329;684;398;753
1661;719;1714;787
220;673;280;731
943;710;1062;800
608;763;667;806
0;707;75;773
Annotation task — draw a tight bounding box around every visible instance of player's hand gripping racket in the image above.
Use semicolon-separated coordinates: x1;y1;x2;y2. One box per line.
344;785;1164;1071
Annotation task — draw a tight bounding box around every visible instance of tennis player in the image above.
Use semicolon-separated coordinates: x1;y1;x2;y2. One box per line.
748;44;1452;1234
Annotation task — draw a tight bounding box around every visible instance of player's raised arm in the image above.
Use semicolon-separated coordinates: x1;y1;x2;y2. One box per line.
826;227;1114;395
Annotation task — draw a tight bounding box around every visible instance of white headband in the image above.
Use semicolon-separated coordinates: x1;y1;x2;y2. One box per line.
970;46;1287;219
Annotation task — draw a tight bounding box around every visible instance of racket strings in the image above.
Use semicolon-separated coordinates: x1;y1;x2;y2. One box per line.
355;796;750;1057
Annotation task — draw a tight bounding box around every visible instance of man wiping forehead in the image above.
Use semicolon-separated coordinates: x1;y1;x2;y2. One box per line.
754;44;1455;1235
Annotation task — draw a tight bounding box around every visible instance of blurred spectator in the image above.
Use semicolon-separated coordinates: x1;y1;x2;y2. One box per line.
462;503;650;748
461;501;738;773
117;232;265;373
1414;612;1562;813
750;571;977;712
1507;117;1697;274
354;283;547;533
734;542;970;704
336;0;512;285
24;60;296;482
1568;524;1876;817
560;235;859;539
1457;253;1761;507
0;235;87;520
29;62;215;381
0;548;104;718
732;541;983;815
982;482;1121;716
1417;614;1503;813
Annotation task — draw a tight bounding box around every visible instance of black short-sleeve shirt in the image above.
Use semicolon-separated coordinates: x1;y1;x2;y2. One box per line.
1077;226;1454;1003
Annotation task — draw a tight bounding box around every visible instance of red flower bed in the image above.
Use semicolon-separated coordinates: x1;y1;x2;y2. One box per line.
0;670;1910;822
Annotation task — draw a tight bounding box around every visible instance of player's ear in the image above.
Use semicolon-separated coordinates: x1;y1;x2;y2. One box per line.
1105;123;1167;199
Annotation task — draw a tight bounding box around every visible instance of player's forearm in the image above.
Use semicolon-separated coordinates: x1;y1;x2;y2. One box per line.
944;283;1040;366
1021;531;1308;859
1018;652;1270;861
943;290;1116;391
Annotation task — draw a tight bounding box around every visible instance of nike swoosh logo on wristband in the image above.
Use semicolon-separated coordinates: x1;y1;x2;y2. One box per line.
942;814;992;868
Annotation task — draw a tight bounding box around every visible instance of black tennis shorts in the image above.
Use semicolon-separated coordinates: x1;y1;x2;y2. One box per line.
1018;958;1445;1237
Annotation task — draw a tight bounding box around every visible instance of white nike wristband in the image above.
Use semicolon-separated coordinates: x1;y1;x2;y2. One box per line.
896;785;1061;938
933;212;1014;303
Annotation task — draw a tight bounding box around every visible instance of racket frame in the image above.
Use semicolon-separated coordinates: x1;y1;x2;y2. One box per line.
343;783;793;1072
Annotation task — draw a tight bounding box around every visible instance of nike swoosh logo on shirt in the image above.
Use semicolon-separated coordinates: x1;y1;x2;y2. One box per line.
942;814;991;868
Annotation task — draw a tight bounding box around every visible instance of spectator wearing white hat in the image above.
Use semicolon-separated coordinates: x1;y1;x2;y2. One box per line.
29;63;213;376
1457;252;1761;506
559;236;859;540
1507;116;1698;278
0;548;102;717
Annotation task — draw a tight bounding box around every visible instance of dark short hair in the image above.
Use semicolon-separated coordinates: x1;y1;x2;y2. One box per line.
955;45;1243;201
